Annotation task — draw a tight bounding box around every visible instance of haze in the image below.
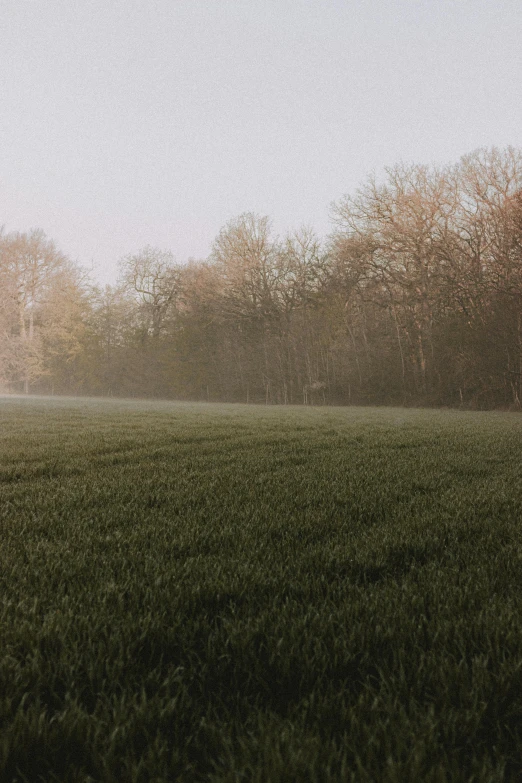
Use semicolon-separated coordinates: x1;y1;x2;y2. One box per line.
2;0;521;285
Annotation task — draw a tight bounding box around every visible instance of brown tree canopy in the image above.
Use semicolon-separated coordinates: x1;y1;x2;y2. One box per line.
2;147;522;408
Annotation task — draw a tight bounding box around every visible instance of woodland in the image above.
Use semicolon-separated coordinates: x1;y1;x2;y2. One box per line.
2;146;522;409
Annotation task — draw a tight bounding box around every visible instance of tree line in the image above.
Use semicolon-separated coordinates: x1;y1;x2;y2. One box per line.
2;147;522;409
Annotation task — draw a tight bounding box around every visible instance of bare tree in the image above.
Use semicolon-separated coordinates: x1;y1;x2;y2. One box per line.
332;163;457;398
118;247;181;339
211;213;282;319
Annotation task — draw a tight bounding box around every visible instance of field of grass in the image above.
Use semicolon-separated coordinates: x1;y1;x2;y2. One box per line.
1;396;522;782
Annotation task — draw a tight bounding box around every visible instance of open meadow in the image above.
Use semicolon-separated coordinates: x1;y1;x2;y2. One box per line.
1;396;522;782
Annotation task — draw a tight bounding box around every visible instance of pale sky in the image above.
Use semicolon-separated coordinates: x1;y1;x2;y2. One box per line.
1;0;521;285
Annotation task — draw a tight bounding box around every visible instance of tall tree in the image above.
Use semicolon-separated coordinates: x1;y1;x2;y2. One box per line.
0;229;69;392
118;247;181;339
118;247;182;397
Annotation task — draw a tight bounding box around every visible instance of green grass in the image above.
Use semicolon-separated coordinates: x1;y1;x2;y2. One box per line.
1;396;522;782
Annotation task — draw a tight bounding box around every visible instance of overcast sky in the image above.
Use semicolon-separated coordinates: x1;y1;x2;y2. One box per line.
1;0;521;285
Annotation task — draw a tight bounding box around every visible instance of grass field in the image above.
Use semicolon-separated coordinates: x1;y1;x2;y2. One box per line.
1;396;522;782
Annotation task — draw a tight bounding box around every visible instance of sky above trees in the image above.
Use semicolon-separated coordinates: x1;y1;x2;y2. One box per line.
1;0;522;285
